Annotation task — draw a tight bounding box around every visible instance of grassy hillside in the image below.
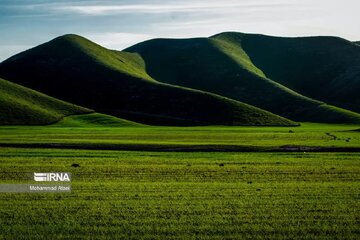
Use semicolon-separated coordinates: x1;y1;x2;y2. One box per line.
126;35;360;124
0;34;296;126
218;32;360;113
55;113;143;127
0;77;91;125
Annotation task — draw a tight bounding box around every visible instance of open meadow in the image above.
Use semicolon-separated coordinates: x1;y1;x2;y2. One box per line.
0;122;359;151
0;123;359;239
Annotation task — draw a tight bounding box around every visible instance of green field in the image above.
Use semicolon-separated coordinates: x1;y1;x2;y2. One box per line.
0;120;359;150
0;148;359;239
0;122;359;239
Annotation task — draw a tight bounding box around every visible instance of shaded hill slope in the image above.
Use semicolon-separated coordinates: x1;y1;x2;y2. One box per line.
216;32;360;113
55;113;143;127
0;77;91;125
126;35;360;124
0;34;294;126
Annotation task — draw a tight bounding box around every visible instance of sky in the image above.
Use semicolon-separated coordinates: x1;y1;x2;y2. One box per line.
0;0;359;61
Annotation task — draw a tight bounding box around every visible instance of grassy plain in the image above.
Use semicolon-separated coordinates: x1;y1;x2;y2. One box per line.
0;149;359;239
0;122;359;239
0;122;358;150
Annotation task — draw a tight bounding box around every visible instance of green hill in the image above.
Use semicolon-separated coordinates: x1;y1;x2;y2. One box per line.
0;77;91;125
125;33;360;124
55;113;143;127
216;32;360;113
0;34;295;126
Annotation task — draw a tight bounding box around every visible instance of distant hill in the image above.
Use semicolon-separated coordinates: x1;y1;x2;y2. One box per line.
126;33;360;124
215;32;360;113
354;41;360;45
0;77;91;125
0;34;294;126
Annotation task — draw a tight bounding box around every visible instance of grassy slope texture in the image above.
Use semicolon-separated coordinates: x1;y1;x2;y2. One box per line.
0;34;295;126
126;33;360;124
55;113;143;127
214;32;360;113
0;77;91;125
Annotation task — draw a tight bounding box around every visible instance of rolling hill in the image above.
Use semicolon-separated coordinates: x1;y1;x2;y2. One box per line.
54;113;143;127
125;33;360;123
0;77;91;125
215;32;360;113
0;34;295;126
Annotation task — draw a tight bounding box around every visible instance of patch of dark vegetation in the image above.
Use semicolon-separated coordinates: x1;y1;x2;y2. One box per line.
71;163;80;167
218;163;225;167
325;132;338;140
326;133;353;142
1;142;360;152
343;128;360;132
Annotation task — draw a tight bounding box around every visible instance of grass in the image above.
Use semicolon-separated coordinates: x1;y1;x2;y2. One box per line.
228;32;360;113
126;33;360;124
55;113;143;127
0;148;359;239
0;77;91;125
0;34;295;126
0;120;358;150
52;35;156;82
0;122;359;238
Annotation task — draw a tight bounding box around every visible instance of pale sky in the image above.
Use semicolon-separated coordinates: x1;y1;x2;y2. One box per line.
0;0;359;61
